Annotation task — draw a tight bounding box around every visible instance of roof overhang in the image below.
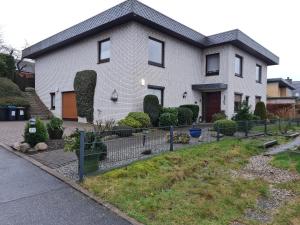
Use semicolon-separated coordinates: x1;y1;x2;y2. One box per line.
267;78;296;90
192;83;227;92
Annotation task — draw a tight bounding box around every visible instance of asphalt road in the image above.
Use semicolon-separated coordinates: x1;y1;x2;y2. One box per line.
0;146;132;225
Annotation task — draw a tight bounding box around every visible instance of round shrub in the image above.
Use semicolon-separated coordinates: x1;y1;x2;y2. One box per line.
47;117;64;139
177;107;193;125
254;102;267;120
24;118;49;147
112;125;133;137
143;95;160;126
211;112;227;122
159;112;178;127
179;105;199;122
213;119;237;136
160;107;178;116
74;70;97;123
127;112;151;127
118;116;142;128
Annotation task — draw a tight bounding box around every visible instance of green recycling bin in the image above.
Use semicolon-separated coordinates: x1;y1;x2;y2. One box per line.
0;106;8;121
16;107;26;120
7;106;17;121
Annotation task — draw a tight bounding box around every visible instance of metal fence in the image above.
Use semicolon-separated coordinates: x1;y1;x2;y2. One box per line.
78;118;300;181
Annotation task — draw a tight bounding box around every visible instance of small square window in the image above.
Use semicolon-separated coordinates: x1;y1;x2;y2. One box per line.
255;96;261;104
235;55;243;77
245;96;250;106
50;93;55;110
148;37;164;67
206;53;220;76
98;38;110;63
147;85;165;106
234;93;243;112
256;64;262;83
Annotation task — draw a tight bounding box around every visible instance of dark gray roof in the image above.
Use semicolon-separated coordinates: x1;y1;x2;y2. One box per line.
292;81;300;97
192;83;228;91
22;0;279;65
267;78;296;90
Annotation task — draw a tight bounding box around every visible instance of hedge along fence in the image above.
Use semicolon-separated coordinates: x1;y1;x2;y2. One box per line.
74;70;97;123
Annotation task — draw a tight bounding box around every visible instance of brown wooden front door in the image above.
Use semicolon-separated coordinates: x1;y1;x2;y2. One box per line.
202;92;221;122
62;92;78;120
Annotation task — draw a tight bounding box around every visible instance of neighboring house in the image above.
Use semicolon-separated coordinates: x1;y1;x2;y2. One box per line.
15;59;35;91
291;80;300;118
267;78;296;118
22;0;279;122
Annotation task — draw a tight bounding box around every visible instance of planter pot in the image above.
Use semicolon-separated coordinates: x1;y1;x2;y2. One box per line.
189;128;202;138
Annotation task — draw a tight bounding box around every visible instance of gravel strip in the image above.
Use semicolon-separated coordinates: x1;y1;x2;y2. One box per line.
56;161;79;181
237;155;300;183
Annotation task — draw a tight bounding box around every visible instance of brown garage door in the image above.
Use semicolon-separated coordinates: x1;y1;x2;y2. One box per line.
62;92;78;120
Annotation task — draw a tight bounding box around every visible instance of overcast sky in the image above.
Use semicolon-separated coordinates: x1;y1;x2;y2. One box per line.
1;0;299;80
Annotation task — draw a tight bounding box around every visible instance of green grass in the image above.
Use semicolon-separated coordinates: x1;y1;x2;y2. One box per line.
271;151;300;173
83;138;276;225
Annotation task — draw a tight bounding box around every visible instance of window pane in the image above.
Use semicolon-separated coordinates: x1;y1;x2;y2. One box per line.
100;40;110;60
148;88;162;104
149;39;163;64
234;94;242;112
206;54;219;74
235;56;242;75
256;65;261;82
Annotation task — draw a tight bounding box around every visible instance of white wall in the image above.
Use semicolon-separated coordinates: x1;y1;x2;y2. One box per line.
35;21;268;122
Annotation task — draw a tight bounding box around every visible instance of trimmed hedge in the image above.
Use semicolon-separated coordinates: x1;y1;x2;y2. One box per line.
113;125;133;137
159;112;178;127
177;107;193;125
213;119;237;136
254;102;267;120
160;107;178;116
74;70;97;123
0;96;29;107
24;118;49;147
179;104;199;122
143;95;160;126
127;112;151;128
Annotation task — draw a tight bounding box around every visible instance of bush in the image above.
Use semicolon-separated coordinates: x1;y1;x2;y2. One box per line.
0;96;29;107
254;102;267;120
119;116;142;128
179;105;199;122
213;119;237;136
127;112;151;128
160;107;178;116
232;101;257;121
0;54;15;80
211;112;227;122
177;107;193;125
24;118;48;147
143;95;160;126
113;125;133;137
159;113;178;127
47;117;64;139
74;70;97;123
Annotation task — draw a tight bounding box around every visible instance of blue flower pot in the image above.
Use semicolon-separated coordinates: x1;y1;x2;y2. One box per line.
189;128;202;138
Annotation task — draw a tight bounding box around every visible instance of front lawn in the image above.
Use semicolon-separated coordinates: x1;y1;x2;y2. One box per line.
271;151;300;173
83;138;275;225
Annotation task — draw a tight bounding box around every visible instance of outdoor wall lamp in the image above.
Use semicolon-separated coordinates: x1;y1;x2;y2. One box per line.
183;91;187;99
111;89;118;102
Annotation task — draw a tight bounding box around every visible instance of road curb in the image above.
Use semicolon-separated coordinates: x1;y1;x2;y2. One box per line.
0;142;143;225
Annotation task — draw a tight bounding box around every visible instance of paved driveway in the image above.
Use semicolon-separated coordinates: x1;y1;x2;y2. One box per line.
0;121;93;146
0;147;131;225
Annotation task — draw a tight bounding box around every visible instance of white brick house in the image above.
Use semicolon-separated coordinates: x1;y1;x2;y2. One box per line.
23;0;279;122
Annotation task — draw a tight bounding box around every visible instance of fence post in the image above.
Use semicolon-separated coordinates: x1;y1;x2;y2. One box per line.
170;126;174;151
278;119;281;133
79;131;85;182
245;121;248;138
217;124;220;141
264;120;267;135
